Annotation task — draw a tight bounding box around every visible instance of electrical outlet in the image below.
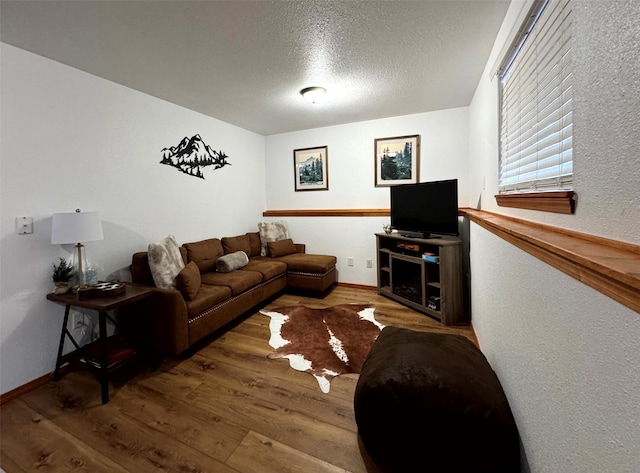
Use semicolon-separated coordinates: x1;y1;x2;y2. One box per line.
348;257;354;267
366;258;373;268
72;312;84;330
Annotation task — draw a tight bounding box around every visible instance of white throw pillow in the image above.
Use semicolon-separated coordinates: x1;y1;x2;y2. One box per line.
258;221;290;256
215;251;249;272
147;235;185;289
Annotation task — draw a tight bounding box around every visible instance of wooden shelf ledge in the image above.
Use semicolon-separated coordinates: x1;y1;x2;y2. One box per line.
261;207;638;313
461;208;640;314
262;209;470;218
263;209;390;217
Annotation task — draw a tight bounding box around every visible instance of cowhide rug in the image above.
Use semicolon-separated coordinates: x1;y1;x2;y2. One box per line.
259;304;384;393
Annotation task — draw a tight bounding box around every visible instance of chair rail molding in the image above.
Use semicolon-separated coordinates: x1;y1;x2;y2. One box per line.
461;208;640;314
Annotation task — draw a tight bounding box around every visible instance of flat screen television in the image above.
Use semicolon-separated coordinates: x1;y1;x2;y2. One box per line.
390;179;459;238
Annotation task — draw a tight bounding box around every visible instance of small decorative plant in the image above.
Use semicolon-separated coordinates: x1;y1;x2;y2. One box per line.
52;258;75;293
382;224;392;234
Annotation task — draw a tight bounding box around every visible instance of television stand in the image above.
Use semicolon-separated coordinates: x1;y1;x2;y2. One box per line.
376;233;468;325
400;232;442;239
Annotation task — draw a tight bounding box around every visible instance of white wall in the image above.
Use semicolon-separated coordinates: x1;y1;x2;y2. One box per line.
468;1;640;472
0;44;266;394
265;109;470;286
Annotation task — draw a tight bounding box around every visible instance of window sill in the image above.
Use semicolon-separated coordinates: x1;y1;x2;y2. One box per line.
495;191;576;214
461;208;640;315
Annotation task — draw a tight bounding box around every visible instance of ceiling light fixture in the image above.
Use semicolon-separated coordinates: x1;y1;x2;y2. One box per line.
300;86;326;104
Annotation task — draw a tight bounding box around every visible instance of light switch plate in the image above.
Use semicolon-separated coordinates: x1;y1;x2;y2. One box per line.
17;216;33;234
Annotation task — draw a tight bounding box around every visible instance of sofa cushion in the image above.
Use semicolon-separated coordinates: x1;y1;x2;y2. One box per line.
185;284;232;318
243;259;287;281
183;238;224;273
215;251;249;272
275;253;337;273
222;235;252;255
267;238;297;257
246;232;262;257
258;221;289;256
147;235;185;289
176;261;201;301
201;270;263;296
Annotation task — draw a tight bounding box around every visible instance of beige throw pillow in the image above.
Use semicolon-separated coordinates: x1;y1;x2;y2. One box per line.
258;221;290;256
147;235;185;289
215;251;249;272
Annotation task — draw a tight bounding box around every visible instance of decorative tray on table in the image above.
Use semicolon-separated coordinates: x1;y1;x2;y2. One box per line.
78;281;126;300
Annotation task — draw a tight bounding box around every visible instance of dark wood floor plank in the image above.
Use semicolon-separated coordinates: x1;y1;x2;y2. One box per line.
20;374;242;473
0;399;129;473
185;380;367;473
1;286;473;473
52;404;241;473
111;381;249;463
227;430;352;473
180;351;358;432
1;451;27;473
19;370;106;420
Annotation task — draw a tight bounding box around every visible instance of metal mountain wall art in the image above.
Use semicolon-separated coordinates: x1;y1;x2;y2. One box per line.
160;134;231;179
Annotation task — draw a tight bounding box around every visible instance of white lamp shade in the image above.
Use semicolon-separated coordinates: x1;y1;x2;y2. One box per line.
51;211;104;244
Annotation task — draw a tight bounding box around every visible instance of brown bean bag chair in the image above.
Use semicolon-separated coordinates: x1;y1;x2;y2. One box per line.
354;326;520;473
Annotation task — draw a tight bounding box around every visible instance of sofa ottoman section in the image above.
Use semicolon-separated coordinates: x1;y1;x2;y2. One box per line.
274;253;337;293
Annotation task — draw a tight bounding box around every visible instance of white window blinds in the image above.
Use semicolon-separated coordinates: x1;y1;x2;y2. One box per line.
499;0;573;193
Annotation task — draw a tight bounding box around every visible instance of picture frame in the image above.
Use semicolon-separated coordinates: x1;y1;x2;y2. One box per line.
374;134;420;187
294;145;329;191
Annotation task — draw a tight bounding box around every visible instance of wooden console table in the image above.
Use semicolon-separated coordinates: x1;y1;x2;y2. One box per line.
47;284;153;404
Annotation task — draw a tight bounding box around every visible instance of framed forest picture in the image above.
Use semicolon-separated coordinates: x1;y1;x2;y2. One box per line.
374;135;420;187
294;146;329;191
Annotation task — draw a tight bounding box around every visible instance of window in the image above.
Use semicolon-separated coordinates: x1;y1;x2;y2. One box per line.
498;0;573;199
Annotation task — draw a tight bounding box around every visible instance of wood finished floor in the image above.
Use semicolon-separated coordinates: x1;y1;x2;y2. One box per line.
0;286;474;473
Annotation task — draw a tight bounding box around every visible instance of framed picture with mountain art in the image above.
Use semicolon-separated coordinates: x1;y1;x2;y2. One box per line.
374;134;420;187
294;145;329;191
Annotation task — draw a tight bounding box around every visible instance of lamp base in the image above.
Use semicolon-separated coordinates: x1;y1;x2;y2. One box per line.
71;243;98;288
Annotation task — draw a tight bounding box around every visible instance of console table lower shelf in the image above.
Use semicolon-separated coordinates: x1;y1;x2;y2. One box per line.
47;284;153;404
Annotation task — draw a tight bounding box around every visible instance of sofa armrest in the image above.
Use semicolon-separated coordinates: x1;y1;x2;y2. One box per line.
295;243;306;254
121;285;190;357
150;287;190;355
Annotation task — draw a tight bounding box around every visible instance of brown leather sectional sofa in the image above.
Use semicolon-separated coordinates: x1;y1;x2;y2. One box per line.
127;231;337;356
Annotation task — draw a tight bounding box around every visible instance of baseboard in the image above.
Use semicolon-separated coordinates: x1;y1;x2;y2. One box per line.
470;323;480;349
336;282;377;291
0;372;51;405
0;364;74;405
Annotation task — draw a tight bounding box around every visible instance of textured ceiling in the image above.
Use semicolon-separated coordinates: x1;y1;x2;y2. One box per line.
1;0;511;135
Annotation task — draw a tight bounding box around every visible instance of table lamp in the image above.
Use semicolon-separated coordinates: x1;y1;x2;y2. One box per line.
51;209;104;288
